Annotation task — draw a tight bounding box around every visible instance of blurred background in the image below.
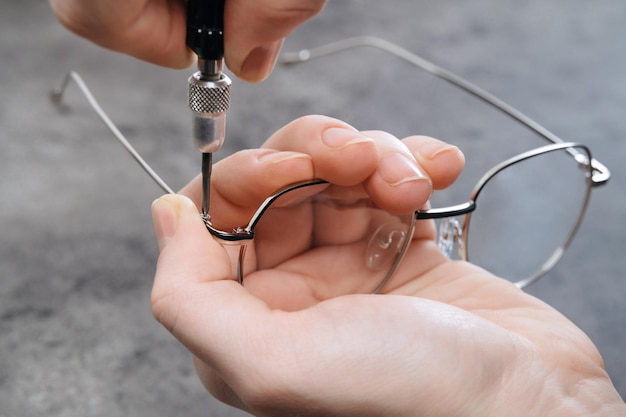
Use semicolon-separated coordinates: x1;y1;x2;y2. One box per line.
1;1;624;416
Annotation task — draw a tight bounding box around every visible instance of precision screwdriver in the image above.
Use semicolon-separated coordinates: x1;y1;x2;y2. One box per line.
186;0;232;225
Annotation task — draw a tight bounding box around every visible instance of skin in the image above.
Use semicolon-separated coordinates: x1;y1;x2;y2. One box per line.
151;115;626;416
48;0;327;81
47;2;625;414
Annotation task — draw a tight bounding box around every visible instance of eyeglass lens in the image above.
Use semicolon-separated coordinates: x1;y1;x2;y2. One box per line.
239;182;415;294
464;145;591;285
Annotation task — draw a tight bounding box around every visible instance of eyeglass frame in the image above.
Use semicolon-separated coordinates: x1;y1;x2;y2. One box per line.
50;36;610;291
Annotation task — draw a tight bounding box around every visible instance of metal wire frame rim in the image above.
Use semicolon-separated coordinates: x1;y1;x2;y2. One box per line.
461;143;595;288
50;37;611;290
280;36;610;185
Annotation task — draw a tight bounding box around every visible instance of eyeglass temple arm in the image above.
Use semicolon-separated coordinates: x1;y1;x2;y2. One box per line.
49;72;266;243
49;71;176;195
49;42;610;197
414;202;476;220
280;36;610;186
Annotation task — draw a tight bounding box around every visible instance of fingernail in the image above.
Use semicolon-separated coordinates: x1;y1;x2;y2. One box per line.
152;196;178;250
241;41;282;82
322;127;374;149
257;150;312;164
418;142;462;161
379;153;430;187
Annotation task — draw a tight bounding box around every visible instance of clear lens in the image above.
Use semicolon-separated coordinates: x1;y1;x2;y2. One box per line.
244;182;415;294
464;145;592;286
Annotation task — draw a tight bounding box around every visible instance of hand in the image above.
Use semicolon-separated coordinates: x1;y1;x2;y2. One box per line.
151;115;625;416
49;0;326;81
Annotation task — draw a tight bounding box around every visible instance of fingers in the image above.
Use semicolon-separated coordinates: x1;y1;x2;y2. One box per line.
151;194;267;337
179;115;381;229
262;115;379;185
224;0;327;81
262;119;464;214
151;194;230;280
50;0;194;69
360;130;434;214
403;135;465;190
183;115;465;226
368;132;464;214
50;0;326;74
179;148;316;229
151;193;278;397
120;0;195;69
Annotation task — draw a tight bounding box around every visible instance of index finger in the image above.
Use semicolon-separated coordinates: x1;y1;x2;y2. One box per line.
180;115;379;230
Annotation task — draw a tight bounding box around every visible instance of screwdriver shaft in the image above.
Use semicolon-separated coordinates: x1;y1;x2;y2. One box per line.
201;152;213;221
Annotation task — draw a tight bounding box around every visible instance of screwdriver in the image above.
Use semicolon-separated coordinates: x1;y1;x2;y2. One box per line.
186;0;232;225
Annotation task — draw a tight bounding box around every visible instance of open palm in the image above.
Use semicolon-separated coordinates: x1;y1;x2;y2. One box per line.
153;116;624;416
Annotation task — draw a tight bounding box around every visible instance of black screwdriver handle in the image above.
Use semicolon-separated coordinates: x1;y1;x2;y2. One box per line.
186;0;226;60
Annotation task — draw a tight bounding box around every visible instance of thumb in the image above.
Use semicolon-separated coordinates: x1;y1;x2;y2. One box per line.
150;194;233;331
150;194;275;377
224;0;327;82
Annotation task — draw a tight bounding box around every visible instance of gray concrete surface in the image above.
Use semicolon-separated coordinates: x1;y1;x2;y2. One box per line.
1;1;624;416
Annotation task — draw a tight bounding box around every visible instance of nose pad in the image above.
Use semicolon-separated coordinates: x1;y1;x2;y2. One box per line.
366;223;407;271
437;218;462;259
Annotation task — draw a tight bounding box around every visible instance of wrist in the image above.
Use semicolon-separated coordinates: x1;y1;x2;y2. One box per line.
520;373;625;417
551;377;626;417
488;348;625;417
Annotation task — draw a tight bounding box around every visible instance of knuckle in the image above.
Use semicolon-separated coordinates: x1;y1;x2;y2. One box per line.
150;286;182;335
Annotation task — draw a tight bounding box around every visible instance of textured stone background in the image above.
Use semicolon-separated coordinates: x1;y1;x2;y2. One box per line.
1;1;624;416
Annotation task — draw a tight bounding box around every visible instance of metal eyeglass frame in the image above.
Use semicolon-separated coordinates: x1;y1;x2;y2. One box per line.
279;36;610;289
50;36;610;291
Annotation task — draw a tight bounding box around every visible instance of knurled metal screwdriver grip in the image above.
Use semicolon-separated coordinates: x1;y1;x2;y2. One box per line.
186;0;231;154
186;0;231;218
188;70;231;153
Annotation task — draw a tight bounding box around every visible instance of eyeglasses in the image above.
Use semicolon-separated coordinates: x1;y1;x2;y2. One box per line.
51;36;609;293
